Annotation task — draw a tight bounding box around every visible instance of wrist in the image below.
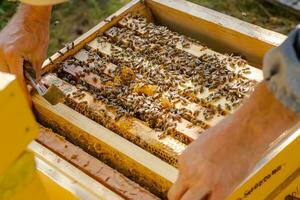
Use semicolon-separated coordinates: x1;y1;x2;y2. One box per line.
18;3;52;24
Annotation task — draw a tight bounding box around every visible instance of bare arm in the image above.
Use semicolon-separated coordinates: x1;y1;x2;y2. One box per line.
236;82;299;156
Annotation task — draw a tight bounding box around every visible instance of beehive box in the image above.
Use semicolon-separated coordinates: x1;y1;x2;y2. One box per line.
32;0;288;199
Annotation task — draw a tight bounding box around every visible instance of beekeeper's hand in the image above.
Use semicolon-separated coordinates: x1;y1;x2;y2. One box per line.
0;3;52;101
168;82;299;200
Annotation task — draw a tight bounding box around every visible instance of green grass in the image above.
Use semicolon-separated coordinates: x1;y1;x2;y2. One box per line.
0;1;17;29
0;0;298;56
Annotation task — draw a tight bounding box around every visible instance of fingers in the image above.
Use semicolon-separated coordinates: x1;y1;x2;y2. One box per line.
181;186;211;200
32;39;49;80
6;50;32;106
32;58;44;80
169;176;212;200
168;175;189;200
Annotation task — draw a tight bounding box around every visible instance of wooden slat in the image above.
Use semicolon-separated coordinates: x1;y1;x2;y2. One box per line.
145;0;286;67
88;37;235;116
74;49;224;127
86;39;205;142
59;59;199;143
33;91;178;199
105;24;258;112
40;73;185;167
29;141;124;200
75;48;212;126
65;61;202;133
103;27;232;112
37;126;159;200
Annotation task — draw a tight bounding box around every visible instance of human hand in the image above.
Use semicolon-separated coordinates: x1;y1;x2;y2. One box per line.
168;114;258;200
168;82;300;200
0;4;52;101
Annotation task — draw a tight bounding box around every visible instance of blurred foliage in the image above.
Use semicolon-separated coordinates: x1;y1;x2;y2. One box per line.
189;0;298;34
0;0;299;56
0;1;17;29
48;0;130;55
0;0;131;55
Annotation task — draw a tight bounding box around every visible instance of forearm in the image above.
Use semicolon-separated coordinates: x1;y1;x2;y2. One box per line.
236;82;299;157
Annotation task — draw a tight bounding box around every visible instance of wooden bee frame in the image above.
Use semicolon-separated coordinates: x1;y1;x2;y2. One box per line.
33;0;287;199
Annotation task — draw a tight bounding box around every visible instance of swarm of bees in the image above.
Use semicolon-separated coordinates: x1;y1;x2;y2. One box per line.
54;14;256;136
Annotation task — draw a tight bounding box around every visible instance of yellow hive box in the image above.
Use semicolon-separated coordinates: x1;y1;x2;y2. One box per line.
0;72;38;174
229;128;300;199
0;151;48;200
37;171;78;200
274;171;300;199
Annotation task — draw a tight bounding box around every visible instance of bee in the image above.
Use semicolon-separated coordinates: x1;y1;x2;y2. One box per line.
57;50;64;56
92;76;98;83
